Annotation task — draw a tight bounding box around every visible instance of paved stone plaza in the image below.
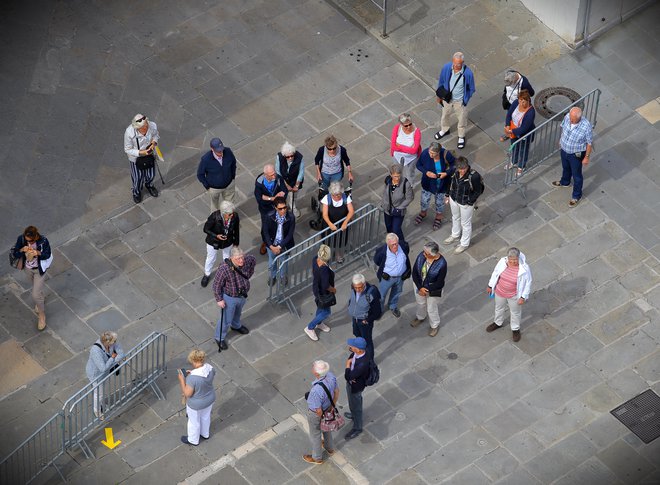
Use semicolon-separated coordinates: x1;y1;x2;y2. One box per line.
1;0;659;483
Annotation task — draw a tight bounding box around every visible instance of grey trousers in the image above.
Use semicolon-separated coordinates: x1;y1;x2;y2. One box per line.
307;409;334;460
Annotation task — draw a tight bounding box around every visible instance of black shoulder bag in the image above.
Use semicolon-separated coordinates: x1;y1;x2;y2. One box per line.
134;129;155;170
436;71;464;103
94;343;121;376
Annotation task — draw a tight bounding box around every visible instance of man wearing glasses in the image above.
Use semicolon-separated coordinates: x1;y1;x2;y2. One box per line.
124;114;160;203
262;197;296;286
254;164;288;255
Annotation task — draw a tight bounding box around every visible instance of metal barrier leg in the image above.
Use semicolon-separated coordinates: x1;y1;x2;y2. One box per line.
149;382;165;400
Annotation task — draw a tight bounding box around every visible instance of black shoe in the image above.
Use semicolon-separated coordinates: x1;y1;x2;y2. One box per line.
344;412;353;419
180;436;198;446
201;275;210;288
200;435;209;440
434;129;449;140
216;339;223;352
146;185;159;197
232;325;250;335
391;308;401;318
345;429;362;440
133;192;142;204
220;340;228;350
267;277;276;287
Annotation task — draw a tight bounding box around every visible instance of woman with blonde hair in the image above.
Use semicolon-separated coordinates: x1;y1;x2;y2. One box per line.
86;331;125;419
178;349;216;446
304;245;336;341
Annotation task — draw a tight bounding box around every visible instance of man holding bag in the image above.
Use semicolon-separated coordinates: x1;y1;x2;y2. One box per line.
303;360;340;465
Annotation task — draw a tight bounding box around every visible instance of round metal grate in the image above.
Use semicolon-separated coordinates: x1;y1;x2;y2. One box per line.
534;87;582;118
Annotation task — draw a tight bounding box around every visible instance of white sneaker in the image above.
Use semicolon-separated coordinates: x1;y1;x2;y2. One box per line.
304;327;319;341
454;245;468;254
316;323;331;333
443;236;457;244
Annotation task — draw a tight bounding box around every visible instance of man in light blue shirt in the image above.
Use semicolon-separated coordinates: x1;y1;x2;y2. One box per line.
304;360;339;464
373;233;411;318
552;107;593;207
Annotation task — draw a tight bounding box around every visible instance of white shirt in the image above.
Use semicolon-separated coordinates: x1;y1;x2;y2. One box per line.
124;121;160;162
393;126;417;166
322;194;352;207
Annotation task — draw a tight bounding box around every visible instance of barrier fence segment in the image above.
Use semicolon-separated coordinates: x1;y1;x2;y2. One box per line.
503;88;601;198
268;204;382;316
63;331;167;458
0;413;66;485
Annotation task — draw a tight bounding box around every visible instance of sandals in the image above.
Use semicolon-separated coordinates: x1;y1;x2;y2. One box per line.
414;212;426;225
457;137;465;149
433;217;443;230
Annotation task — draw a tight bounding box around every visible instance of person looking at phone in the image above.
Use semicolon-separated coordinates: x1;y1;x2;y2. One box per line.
124;113;160;203
200;200;240;288
178;349;216;446
85;331;124;420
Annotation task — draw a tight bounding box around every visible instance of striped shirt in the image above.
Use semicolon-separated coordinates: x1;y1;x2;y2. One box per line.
560;114;593;153
495;265;518;298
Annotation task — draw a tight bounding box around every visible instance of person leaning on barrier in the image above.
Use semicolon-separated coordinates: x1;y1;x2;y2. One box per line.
276;141;304;218
85;331;125;420
263;196;295;287
303;360;339;465
415;142;455;231
390;113;422;187
373;233;411;319
201;200;240;288
12;225;53;331
305;245;336;341
124;113;159;204
212;246;256;352
501;89;536;176
314;135;353;187
347;273;381;357
255;164;288;255
178;349;216;446
502;70;535;111
380;164;414;245
321;181;355;264
486;248;532;343
411;241;448;338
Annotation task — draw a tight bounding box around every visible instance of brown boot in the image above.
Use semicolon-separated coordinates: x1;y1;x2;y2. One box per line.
37;310;46;331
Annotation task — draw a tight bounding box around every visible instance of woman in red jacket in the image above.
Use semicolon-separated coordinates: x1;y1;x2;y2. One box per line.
390;113;422;188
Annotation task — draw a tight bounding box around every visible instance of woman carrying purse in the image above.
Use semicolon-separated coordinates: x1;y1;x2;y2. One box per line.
304;245;336;341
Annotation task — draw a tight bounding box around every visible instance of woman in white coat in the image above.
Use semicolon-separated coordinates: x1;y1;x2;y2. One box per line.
485;247;532;342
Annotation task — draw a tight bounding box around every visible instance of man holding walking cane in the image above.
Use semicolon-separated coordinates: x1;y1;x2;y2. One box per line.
212;247;256;352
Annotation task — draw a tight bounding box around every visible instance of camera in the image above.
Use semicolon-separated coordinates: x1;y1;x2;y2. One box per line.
237;288;248;298
381;272;391;281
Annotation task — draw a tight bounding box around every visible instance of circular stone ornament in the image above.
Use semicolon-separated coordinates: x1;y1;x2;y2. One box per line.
534;87;582;118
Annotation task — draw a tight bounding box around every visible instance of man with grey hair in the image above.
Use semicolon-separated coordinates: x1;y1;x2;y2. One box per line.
197;137;237;210
347;273;382;356
276;141;304;217
486;248;532;342
212;246;256;351
124;113;160;204
434;52;476;150
552;107;593;207
411;241;448;337
304;360;339;464
373;233;411;318
201;200;240;288
502;70;534;110
255;164;288;254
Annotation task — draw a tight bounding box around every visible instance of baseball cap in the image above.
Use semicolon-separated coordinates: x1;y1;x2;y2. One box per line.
210;138;224;151
347;337;367;350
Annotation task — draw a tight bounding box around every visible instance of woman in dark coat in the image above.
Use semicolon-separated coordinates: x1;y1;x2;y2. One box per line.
304;245;336;341
501;89;536;176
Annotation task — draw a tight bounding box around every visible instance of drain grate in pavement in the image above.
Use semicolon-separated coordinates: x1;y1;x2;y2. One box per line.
610;389;660;444
534;87;581;118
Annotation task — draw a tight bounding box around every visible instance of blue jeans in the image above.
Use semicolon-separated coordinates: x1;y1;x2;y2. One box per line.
346;382;363;432
352;318;374;357
215;294;246;342
379;276;404;311
267;247;288;280
420;189;445;214
559;149;585;200
321;172;343;188
307;306;331;330
511;138;531;169
384;213;405;244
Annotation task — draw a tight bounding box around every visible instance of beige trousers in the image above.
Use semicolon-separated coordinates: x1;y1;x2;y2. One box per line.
208;180;236;210
441;100;469;138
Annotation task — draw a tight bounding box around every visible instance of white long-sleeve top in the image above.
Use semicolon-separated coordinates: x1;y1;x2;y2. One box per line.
124;121;159;162
487;252;532;300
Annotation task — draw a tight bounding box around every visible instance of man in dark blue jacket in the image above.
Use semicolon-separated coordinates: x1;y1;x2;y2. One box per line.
373;233;411;318
197;138;237;210
262;197;296;286
344;337;370;440
411;241;447;337
254;164;288;254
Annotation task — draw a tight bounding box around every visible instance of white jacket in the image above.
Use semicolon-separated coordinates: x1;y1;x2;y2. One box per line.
488;252;532;300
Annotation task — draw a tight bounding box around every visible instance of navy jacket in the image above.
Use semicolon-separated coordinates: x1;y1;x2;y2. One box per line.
416;148;456;194
345;351;371;393
254;174;289;214
12;235;52;275
314;146;350;178
505;100;536;139
203;211;240;249
373;242;411;281
412;252;448;297
262;210;295;250
197;148;237;190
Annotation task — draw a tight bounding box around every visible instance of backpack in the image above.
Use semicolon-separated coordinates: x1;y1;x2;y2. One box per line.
365;358;380;386
467;170;485;197
365;284;383;321
325;193;348;205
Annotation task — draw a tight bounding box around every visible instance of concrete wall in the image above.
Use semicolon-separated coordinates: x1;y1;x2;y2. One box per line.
519;0;584;44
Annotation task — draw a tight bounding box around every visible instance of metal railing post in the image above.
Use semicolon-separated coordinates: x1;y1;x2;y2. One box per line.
382;0;388;38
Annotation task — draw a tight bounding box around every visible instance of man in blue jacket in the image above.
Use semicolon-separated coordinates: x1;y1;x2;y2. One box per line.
254;164;288;254
262;197;296;286
434;52;476;150
373;233;411;318
411;241;448;337
197;138;237;210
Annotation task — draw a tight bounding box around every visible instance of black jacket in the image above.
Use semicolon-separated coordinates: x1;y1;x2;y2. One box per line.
261;210;296;250
447;168;482;206
276;151;304;188
196;148;237;189
203;211;240;249
314;146;350;178
344;351;371;393
254;174;289;214
411;252;448;297
373;242;411;281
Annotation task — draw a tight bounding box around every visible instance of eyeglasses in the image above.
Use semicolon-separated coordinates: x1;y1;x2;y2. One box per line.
403;123;412;128
327;146;338;152
135;116;146;123
276;206;287;211
285;154;295;159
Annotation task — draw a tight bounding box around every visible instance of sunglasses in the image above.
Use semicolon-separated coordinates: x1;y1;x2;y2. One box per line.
276;206;287;211
135;116;146;123
403;123;412;128
327;146;338;151
285;154;295;159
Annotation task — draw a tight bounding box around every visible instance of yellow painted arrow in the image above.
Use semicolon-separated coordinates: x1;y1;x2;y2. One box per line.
101;428;121;449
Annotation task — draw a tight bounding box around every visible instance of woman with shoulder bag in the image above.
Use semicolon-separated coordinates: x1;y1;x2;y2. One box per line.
86;331;125;420
380;164;414;245
304;245;336;341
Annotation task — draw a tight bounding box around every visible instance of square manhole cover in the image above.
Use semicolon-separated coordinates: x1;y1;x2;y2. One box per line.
610;389;660;444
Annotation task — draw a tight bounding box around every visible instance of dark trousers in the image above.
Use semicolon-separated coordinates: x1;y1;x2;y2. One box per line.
352;318;374;357
384;213;405;244
346;382;363;432
559;149;585;200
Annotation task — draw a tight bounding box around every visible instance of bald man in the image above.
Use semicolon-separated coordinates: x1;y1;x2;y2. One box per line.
254;164;288;254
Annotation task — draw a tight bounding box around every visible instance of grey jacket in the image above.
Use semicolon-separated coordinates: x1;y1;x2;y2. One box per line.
380;175;414;216
85;339;125;382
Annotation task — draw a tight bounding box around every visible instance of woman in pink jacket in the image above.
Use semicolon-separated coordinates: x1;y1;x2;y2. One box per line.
390;113;422;188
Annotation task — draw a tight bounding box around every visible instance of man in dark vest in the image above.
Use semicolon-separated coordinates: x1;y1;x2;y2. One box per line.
197;137;237;210
276;142;304;217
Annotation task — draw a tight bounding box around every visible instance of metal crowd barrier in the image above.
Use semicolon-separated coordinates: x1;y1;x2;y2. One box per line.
268;203;382;316
0;332;167;484
503;88;601;198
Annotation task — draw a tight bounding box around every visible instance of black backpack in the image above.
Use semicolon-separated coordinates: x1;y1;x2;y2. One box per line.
365;284;383;321
365;358;380;386
468;170;485;197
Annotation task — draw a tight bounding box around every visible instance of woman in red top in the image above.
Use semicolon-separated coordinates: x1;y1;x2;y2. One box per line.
390;113;422;188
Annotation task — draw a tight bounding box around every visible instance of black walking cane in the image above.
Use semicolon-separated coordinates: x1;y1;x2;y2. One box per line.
155;159;166;185
154;146;166;185
218;306;225;353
